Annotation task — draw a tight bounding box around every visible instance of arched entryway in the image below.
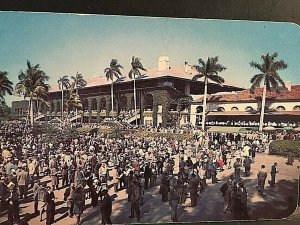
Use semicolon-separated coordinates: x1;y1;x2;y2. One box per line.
91;98;97;111
144;94;153;110
100;97;106;110
83;99;89;111
119;95;128;110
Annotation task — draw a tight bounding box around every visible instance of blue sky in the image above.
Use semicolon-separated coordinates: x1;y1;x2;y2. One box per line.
1;12;300;105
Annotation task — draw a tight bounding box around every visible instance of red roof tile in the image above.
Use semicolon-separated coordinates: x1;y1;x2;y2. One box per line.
195;85;300;102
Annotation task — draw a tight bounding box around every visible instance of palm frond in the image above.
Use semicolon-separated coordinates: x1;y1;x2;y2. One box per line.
250;61;264;72
192;74;205;82
250;74;264;93
208;74;225;84
250;74;264;84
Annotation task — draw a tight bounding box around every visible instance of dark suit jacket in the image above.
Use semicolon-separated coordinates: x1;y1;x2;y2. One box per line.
101;194;112;215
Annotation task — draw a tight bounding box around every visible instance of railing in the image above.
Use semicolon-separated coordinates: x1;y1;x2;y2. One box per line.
35;113;45;121
69;113;83;122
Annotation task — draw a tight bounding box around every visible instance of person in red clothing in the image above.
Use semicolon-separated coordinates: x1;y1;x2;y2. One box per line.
217;159;224;171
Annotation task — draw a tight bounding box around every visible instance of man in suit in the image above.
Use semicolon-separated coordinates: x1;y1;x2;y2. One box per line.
243;156;251;177
233;158;242;180
189;173;199;207
17;166;29;199
129;179;141;221
100;188;112;225
270;162;279;187
257;165;268;195
169;184;179;222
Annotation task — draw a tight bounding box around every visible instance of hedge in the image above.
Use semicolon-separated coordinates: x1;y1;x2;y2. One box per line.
269;140;300;158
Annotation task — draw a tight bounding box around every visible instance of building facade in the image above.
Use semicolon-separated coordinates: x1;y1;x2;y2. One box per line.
191;82;300;128
11;56;242;126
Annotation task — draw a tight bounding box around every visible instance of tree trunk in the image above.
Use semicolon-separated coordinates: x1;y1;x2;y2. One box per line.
61;85;64;121
133;75;138;125
201;76;208;130
76;87;78;122
111;77;114;119
259;84;267;132
30;97;34;126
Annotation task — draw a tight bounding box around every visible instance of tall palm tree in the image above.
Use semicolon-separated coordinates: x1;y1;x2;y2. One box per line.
128;56;147;125
104;59;123;118
58;76;70;121
250;52;288;132
15;60;49;125
0;71;13;101
192;56;226;130
66;91;83;114
71;72;87;120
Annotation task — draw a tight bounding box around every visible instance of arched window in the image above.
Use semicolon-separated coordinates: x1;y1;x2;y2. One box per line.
83;99;89;111
50;101;55;112
144;94;153;110
293;105;300;111
119;95;128;110
217;107;225;112
91;98;97;111
196;106;203;113
56;101;61;112
231;107;239;111
245;106;254;112
100;97;106;110
276;106;285;111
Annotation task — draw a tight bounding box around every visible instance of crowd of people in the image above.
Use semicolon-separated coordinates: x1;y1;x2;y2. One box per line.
0;121;297;224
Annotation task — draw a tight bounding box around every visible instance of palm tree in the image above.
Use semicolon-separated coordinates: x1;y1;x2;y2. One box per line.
250;52;288;132
71;72;87;120
192;56;226;130
128;56;147;125
15;60;49;125
104;59;123;118
66;91;83;114
0;71;13;101
57;76;70;121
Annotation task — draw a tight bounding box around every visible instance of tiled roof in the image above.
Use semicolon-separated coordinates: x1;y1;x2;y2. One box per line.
195;85;300;102
49;66;242;93
207;111;300;116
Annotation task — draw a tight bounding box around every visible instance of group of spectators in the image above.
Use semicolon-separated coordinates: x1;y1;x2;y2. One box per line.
0;121;297;224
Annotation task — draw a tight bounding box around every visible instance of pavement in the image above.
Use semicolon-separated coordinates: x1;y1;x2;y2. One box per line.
0;152;299;225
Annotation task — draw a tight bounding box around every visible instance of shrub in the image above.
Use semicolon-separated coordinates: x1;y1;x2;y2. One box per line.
269;140;300;158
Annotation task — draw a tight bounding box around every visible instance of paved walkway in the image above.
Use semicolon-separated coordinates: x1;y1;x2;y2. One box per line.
0;153;299;225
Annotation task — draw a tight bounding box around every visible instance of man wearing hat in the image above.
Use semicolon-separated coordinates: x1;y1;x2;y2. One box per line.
100;188;112;225
17;166;29;199
5;182;20;224
243;156;252;177
270;162;279;188
169;182;179;222
128;178;141;221
0;176;8;212
257;165;268;195
233;158;242;180
188;173;199;207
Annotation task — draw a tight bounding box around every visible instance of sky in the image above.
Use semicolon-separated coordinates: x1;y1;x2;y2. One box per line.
1;12;300;106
